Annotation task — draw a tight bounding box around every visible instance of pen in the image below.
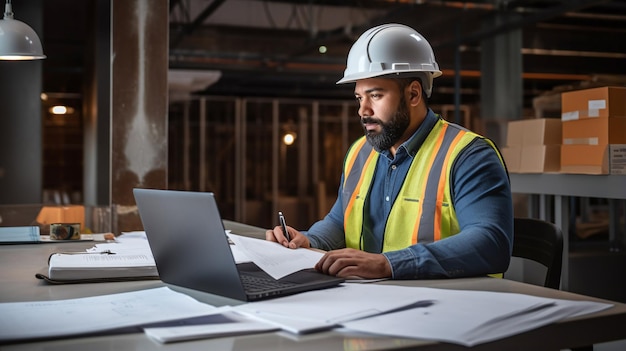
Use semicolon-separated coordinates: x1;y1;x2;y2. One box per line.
278;211;290;242
57;250;116;255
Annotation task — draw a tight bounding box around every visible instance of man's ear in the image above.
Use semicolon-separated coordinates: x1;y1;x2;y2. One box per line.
407;80;422;106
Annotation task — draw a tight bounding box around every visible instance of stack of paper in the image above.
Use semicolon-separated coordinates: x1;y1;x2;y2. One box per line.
339;288;612;347
0;284;613;346
232;283;431;333
231;284;612;346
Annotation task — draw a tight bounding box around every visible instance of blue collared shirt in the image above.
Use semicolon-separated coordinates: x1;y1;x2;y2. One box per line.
304;109;513;279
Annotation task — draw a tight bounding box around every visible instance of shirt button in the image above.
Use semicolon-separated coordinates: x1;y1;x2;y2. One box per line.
385;196;390;202
391;165;397;170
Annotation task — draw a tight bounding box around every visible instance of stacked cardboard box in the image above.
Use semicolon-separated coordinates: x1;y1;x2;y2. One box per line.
501;118;561;173
35;205;86;235
561;86;626;174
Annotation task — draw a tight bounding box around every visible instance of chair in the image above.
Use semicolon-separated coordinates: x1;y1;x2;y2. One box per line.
511;217;564;290
512;218;593;351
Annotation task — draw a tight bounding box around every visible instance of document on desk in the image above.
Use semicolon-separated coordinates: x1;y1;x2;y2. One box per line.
143;311;279;343
232;283;435;334
88;230;152;253
228;233;323;279
339;288;613;347
0;287;233;342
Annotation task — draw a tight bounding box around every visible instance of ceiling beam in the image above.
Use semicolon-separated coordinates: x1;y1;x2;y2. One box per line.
171;0;229;49
434;0;613;49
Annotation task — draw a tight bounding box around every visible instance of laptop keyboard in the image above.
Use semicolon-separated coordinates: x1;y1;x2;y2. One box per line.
241;274;297;292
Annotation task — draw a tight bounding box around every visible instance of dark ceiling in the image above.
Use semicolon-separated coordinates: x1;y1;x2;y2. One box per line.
43;0;626;109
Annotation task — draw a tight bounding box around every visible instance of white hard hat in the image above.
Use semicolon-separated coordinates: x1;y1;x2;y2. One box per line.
337;23;442;97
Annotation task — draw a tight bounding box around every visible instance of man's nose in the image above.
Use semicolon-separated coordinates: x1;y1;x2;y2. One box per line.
358;100;373;117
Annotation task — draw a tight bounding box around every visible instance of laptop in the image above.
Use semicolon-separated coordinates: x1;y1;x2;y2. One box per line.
133;188;344;301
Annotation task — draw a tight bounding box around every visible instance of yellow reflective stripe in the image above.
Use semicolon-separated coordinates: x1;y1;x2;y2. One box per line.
411;123;448;245
434;129;466;241
344;148;378;249
343;137;369;189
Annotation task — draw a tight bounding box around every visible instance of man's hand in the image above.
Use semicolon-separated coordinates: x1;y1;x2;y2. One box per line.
266;226;310;249
315;248;392;279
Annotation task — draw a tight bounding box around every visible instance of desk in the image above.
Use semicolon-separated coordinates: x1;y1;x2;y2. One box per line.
510;173;626;290
2;222;626;350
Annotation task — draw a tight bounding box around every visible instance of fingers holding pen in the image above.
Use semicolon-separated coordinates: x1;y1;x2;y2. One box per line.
265;226;310;249
266;225;290;247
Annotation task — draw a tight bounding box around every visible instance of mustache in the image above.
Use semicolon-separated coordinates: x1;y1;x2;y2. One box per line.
361;117;382;125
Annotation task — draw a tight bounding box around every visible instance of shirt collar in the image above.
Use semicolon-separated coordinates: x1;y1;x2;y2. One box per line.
380;108;439;160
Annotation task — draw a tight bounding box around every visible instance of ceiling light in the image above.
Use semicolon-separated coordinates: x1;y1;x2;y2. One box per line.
283;132;296;146
0;0;46;60
49;105;75;115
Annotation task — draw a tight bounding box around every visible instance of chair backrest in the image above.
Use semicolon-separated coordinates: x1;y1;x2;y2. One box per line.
511;217;564;289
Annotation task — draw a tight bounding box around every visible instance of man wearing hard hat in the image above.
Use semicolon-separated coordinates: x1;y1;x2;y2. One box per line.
267;23;513;280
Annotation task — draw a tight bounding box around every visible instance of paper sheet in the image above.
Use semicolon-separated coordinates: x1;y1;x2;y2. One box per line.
144;311;278;343
87;231;153;254
233;283;433;333
0;287;228;342
340;288;613;347
228;233;323;279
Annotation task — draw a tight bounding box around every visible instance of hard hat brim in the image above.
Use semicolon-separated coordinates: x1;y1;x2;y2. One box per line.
336;70;442;85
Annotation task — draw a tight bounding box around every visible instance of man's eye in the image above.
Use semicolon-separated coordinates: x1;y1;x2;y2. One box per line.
355;96;362;102
371;93;381;99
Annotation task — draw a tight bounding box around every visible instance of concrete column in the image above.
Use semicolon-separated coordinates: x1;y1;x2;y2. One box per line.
480;6;523;146
83;0;111;208
109;0;169;232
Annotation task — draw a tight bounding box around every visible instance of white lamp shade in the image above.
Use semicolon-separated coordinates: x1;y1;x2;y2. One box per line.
0;17;46;60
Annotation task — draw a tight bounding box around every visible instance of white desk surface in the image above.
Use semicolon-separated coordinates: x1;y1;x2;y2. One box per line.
1;221;626;350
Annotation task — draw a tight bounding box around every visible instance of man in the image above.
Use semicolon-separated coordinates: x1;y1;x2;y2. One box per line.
266;23;513;280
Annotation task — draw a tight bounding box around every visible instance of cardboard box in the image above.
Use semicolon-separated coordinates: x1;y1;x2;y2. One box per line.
561;86;626;121
505;120;525;147
36;205;85;231
561;144;626;174
522;119;562;145
519;145;560;173
506;118;561;146
501;146;521;173
562;117;626;146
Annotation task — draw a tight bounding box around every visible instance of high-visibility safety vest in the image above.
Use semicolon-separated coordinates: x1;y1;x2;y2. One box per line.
342;116;504;252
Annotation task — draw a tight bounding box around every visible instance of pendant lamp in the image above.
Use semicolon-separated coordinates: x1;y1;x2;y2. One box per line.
0;0;46;60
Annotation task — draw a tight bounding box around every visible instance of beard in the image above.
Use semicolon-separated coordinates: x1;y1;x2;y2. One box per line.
361;96;410;152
